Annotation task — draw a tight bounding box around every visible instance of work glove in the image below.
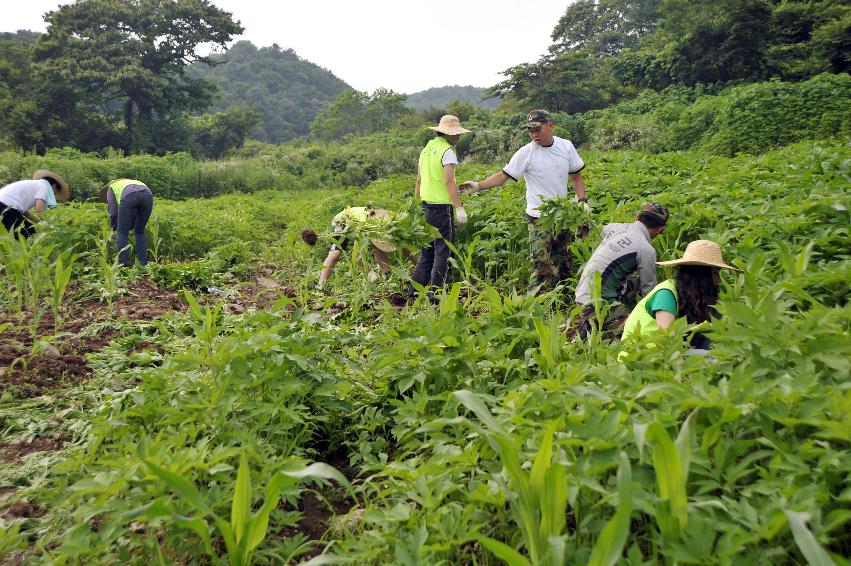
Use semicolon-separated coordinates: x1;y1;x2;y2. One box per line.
459;181;479;194
455;207;468;225
578;198;592;213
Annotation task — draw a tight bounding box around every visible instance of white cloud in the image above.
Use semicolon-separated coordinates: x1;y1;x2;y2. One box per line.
2;0;569;93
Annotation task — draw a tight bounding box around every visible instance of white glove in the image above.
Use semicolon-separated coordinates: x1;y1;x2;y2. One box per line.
459;181;479;194
455;207;468;225
578;199;592;213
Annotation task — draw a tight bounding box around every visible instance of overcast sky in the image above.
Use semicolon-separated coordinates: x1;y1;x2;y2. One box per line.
2;0;568;94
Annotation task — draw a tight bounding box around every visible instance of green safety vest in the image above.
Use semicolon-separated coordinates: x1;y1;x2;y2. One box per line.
108;179;145;203
418;137;453;204
332;206;369;224
622;279;678;339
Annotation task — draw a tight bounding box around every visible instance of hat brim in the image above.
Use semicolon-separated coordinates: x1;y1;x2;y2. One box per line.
518;121;549;130
32;169;70;202
428;126;471;135
371;239;397;253
656;258;741;271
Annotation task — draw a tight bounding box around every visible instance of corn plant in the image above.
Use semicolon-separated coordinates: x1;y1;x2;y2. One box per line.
147;212;163;263
91;221;123;304
456;390;570;566
145;451;351;566
51;252;75;331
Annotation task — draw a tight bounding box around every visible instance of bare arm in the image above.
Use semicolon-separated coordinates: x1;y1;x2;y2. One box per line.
460;170;510;194
655;310;676;330
444;164;462;208
34;199;46;213
414;170;421;200
570;172;586;200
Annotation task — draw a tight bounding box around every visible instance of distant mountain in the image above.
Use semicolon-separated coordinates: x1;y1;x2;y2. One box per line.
189;41;350;143
404;85;500;110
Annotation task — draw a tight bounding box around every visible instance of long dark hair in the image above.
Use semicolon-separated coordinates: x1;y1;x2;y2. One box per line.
675;265;720;324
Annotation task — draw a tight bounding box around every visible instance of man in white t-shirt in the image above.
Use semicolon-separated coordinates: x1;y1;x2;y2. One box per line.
460;109;589;292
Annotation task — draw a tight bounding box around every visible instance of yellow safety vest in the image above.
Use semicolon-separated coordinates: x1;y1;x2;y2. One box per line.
418;137;453;204
622;279;678;339
332;206;369;225
108;179;146;203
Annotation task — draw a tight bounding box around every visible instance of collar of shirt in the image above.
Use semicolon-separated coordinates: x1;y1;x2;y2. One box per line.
634;221;651;243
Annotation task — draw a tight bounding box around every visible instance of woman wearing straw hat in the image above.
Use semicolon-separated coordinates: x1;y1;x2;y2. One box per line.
99;179;154;268
0;170;70;239
622;240;740;347
408;114;471;304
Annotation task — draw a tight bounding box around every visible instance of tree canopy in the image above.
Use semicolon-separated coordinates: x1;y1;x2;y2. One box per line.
492;0;851;112
3;0;243;154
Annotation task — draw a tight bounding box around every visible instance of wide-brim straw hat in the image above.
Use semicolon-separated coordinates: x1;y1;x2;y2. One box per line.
32;170;70;202
657;239;740;271
98;184;110;203
428;114;471;135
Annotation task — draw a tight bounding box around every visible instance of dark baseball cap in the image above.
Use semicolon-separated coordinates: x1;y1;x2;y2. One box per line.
519;109;552;129
639;202;670;225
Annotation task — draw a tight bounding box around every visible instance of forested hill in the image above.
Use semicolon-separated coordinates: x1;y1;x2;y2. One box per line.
404;85;500;110
188;41;350;143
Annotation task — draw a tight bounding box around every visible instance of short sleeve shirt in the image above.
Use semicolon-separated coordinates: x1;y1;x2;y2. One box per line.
0;179;51;212
503;136;585;218
646;289;677;317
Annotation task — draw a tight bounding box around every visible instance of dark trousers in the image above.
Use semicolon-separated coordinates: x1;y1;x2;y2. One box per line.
116;190;154;267
0;203;35;239
410;203;455;302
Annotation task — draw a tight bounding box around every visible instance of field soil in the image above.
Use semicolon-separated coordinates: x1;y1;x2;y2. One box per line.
0;278;182;398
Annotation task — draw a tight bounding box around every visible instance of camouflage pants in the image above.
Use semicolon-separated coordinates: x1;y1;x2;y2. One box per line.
527;216;573;292
573;273;641;339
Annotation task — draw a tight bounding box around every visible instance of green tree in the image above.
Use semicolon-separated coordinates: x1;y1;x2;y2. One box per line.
190;106;261;159
32;0;243;154
550;0;661;57
310;88;412;140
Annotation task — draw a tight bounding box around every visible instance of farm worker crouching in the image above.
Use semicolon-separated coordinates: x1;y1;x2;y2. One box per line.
99;179;154;268
0;170;70;239
573;202;670;339
408;114;471;304
459;109;589;293
315;206;397;289
621;239;740;354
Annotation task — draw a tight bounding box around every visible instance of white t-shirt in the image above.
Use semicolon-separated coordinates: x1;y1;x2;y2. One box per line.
0;179;51;212
503;137;585;218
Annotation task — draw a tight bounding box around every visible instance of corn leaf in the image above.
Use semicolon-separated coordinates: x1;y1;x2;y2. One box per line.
784;510;837;566
478;536;533;566
588;453;633;566
231;451;251;543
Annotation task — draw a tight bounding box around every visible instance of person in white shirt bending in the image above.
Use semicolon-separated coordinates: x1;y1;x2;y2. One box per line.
0;170;70;239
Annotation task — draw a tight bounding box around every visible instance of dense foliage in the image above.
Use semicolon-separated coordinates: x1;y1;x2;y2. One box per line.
1;0;243;155
187;41;351;144
492;0;851;113
1;138;848;564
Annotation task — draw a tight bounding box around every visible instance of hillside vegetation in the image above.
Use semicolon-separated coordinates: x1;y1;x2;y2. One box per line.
187;41;350;143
